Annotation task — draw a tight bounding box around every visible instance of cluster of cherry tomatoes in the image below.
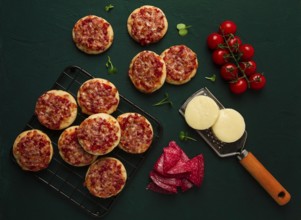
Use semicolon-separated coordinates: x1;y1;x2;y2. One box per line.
207;20;266;94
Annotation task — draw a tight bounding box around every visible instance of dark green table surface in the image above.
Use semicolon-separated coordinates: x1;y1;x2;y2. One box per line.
1;0;300;219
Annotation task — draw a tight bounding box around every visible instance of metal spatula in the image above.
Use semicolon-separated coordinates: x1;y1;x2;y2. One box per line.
179;87;291;206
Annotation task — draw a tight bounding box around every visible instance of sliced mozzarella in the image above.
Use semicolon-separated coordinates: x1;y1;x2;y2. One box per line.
211;108;245;143
184;95;220;130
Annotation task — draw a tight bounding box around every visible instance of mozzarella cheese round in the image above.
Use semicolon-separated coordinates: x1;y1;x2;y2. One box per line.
184;95;220;130
211;108;245;143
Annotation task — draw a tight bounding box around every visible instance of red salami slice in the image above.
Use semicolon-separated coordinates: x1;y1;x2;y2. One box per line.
150;171;182;187
146;182;175;194
180;178;194;192
187;154;205;187
147;141;205;194
149;171;178;193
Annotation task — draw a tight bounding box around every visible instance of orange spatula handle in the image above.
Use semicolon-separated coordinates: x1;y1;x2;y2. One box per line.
239;150;291;205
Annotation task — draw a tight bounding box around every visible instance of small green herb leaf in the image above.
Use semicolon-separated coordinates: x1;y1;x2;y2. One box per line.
176;23;186;30
153;93;173;107
176;23;191;36
205;74;216;82
106;56;117;74
104;4;114;12
179;131;197;141
179;29;188;36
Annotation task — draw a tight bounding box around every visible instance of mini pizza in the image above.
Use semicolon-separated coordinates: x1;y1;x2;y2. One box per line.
117;112;153;154
127;5;168;45
85;157;127;198
77;78;120;115
58;126;97;167
72;15;114;54
35;90;78;130
211;108;245;143
13;129;53;172
128;50;166;93
77;113;121;156
161;45;198;85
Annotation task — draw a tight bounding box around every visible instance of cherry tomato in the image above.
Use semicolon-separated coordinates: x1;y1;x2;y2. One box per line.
249;73;266;90
219;20;237;35
207;32;224;50
212;49;230;65
239;44;255;61
239;60;257;76
227;36;242;52
229;78;248;94
220;63;238;81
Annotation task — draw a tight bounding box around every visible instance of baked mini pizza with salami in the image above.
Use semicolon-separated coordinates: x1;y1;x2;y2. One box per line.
13;129;53;172
35;90;77;130
58;126;97;167
128;50;166;93
127;5;168;45
161;45;198;85
85;157;127;198
72;15;114;54
77;78;119;115
117;112;153;154
77;113;121;156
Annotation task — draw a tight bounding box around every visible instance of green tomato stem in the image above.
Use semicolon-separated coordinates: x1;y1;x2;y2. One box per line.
221;31;250;87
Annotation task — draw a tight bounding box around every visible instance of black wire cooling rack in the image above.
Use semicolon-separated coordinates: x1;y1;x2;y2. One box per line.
11;65;162;218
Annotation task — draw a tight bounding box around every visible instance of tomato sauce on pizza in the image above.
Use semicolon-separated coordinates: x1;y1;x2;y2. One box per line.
127;5;168;45
35;90;77;130
161;45;198;85
117;113;153;154
58;126;97;167
72;15;114;54
77;78;119;115
85;157;127;198
77;113;121;156
13;129;53;172
129;50;166;93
